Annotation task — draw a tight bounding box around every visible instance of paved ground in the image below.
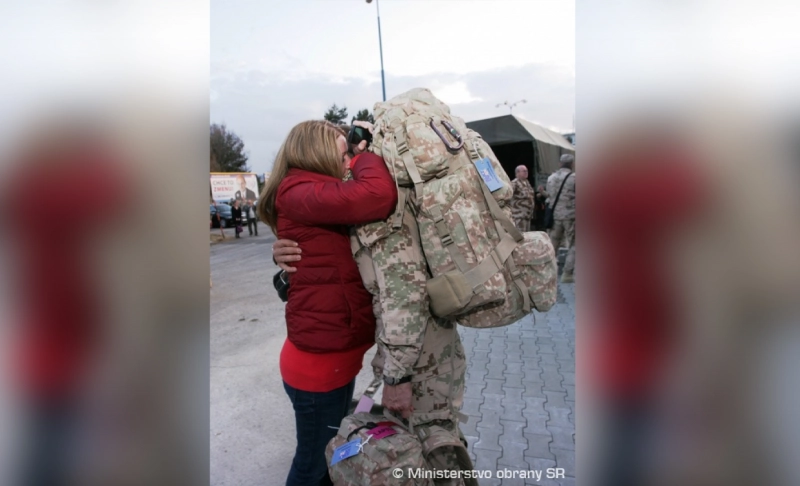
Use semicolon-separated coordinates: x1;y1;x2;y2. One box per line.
211;224;575;485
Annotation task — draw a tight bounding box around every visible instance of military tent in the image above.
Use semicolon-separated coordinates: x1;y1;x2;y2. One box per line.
466;115;575;186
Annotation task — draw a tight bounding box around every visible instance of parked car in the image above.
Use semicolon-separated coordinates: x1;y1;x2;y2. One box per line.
211;203;234;228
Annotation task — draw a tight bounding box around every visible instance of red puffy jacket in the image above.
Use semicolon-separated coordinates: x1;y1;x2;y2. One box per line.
276;153;397;353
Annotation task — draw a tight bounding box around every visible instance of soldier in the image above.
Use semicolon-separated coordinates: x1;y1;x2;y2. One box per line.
510;165;535;231
353;195;469;484
546;154;576;283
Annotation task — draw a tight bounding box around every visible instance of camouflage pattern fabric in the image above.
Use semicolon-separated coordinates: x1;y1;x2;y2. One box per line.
351;202;472;485
510;177;535;231
355;87;558;332
325;412;432;486
549;218;575;276
546;167;575;220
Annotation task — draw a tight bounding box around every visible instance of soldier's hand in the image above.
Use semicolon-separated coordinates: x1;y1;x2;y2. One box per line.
382;383;413;419
273;239;301;273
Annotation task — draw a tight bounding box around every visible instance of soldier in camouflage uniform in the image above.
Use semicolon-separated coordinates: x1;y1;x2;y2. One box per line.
546;154;576;283
510;165;535;231
351;189;469;486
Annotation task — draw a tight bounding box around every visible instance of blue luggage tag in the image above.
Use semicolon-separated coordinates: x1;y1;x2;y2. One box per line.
330;438;362;466
473;157;504;192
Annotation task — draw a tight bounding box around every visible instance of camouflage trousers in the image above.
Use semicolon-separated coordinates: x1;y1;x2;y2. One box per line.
513;217;531;232
370;326;471;485
413;372;471;486
549;218;575;275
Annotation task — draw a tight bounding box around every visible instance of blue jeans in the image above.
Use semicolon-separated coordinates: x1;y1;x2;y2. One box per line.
283;379;355;486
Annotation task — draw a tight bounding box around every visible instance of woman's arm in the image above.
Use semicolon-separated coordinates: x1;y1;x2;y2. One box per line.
279;153;398;226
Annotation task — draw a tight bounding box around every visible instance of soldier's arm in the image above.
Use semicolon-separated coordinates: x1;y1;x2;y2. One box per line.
372;204;431;380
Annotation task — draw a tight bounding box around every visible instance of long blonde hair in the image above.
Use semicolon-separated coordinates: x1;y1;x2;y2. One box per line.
258;120;347;234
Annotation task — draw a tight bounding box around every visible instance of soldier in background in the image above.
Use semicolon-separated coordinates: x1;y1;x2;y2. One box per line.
546;154;576;283
510;165;535;231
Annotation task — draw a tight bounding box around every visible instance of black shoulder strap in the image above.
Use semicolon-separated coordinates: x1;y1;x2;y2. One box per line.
551;171;573;209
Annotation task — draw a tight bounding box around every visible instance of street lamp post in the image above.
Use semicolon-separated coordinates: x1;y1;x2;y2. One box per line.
366;0;386;101
496;99;527;113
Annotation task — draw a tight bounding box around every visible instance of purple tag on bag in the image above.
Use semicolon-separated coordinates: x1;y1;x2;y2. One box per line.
353;395;374;414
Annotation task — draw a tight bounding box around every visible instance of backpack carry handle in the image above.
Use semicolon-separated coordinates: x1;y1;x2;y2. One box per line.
429;119;464;152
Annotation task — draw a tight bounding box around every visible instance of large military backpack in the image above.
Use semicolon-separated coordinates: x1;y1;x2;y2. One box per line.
356;87;558;328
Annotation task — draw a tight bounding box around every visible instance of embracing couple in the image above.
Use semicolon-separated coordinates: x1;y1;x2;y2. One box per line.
260;119;466;486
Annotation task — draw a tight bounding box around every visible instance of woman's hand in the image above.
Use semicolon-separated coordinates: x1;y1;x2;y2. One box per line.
352;140;368;155
273;239;301;273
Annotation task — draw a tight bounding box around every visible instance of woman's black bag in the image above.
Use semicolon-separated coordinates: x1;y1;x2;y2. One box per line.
273;270;289;302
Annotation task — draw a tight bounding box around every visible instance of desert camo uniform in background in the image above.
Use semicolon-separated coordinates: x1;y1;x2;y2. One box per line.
510;175;536;231
546;154;576;282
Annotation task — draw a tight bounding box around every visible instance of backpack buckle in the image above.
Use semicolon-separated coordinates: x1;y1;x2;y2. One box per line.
396;140;409;154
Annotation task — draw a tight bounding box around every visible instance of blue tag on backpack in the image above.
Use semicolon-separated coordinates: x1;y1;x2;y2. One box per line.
330;438;362;466
473;157;504;192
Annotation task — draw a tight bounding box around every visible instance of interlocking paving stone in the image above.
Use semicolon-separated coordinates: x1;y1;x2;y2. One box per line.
546;406;573;428
500;419;526;443
522;432;555;460
547;425;576;451
543;390;568;408
482;378;505;396
474;426;503;452
481;393;504;411
476;407;502;430
551;447;576;477
460;281;574;485
497;438;528;468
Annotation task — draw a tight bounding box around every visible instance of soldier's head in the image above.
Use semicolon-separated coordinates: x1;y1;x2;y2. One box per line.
515;165;529;180
560;154;575;170
258;120;349;233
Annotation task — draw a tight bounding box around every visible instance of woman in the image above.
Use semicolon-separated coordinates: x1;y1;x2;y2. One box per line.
258;120;397;486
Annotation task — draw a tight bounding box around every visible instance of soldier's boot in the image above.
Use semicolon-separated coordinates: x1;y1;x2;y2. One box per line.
560;272;574;283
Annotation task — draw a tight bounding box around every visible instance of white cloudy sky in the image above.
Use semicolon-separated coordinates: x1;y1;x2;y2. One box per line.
211;0;575;174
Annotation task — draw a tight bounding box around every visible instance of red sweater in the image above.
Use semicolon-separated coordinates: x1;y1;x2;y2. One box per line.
276;153;397;391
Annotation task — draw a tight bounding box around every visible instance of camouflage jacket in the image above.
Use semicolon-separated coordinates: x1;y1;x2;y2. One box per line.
510;178;535;220
546;168;575;220
351;189;464;381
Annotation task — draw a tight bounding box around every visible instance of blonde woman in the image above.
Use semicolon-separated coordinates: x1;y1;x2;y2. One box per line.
258;120;396;486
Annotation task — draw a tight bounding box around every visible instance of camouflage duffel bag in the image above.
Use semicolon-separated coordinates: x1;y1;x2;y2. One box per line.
326;411;480;486
325;412;431;486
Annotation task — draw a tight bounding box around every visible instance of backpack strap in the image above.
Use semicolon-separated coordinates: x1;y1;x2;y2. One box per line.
550;170;573;213
467;139;532;310
393;129;424;206
461;231;517;291
428;206;470;273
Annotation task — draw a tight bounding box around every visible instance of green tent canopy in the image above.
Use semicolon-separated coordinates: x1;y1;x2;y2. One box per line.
466;114;575;186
